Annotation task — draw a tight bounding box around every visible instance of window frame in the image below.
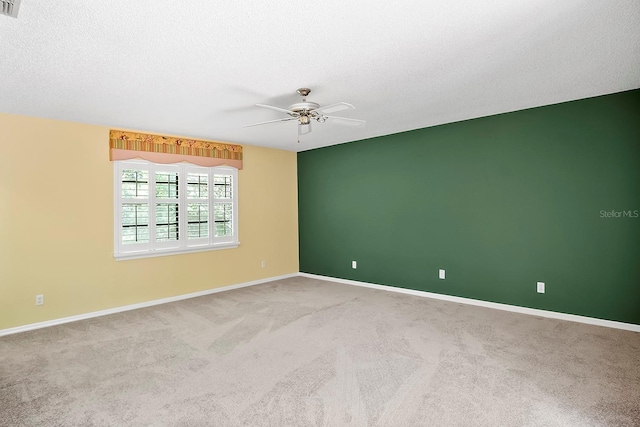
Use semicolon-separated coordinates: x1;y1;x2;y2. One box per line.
114;159;239;260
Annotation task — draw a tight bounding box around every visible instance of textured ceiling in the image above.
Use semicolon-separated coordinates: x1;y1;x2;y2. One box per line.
1;1;639;152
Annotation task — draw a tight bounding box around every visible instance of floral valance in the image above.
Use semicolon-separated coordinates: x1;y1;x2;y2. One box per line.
109;130;243;169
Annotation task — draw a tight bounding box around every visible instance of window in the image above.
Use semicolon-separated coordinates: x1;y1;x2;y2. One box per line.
114;160;238;260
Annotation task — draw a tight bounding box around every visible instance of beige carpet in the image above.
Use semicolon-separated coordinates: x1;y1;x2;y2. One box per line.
1;276;639;426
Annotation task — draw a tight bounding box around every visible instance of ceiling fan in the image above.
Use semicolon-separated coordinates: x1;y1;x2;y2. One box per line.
245;88;366;137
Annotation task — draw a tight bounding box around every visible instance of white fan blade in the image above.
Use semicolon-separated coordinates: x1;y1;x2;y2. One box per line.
325;115;366;127
298;122;312;135
244;117;298;128
255;103;296;115
316;102;355;114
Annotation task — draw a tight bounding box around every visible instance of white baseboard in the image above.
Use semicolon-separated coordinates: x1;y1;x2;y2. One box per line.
0;273;298;337
4;272;638;337
299;273;640;333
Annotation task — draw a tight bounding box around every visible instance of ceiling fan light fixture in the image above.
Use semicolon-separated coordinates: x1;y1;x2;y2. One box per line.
299;115;310;125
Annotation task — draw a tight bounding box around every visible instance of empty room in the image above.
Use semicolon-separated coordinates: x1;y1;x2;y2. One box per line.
1;1;639;426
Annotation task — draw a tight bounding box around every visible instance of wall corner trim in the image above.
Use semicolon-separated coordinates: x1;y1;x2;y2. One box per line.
299;273;640;333
0;273;299;337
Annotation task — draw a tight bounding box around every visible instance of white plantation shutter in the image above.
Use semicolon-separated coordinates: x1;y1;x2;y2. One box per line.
114;161;238;260
186;167;210;245
213;172;235;243
120;166;151;252
153;165;181;250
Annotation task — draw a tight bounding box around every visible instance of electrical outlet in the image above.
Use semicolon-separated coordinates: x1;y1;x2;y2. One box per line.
352;260;357;269
35;294;44;306
261;260;266;268
537;282;545;294
439;269;445;280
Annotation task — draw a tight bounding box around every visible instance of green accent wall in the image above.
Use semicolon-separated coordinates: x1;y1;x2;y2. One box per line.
298;89;640;325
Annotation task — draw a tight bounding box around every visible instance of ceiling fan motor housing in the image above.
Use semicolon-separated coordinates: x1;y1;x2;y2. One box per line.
288;101;321;114
291;88;321;124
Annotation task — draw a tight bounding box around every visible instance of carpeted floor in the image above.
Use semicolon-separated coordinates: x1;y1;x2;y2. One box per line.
1;276;639;426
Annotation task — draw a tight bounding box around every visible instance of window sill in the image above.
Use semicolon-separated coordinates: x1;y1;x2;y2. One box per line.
114;242;240;261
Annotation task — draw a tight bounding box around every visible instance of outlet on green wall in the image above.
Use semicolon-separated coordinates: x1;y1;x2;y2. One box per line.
298;89;640;325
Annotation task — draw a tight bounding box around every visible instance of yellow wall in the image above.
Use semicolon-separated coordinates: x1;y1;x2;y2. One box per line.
0;113;299;330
